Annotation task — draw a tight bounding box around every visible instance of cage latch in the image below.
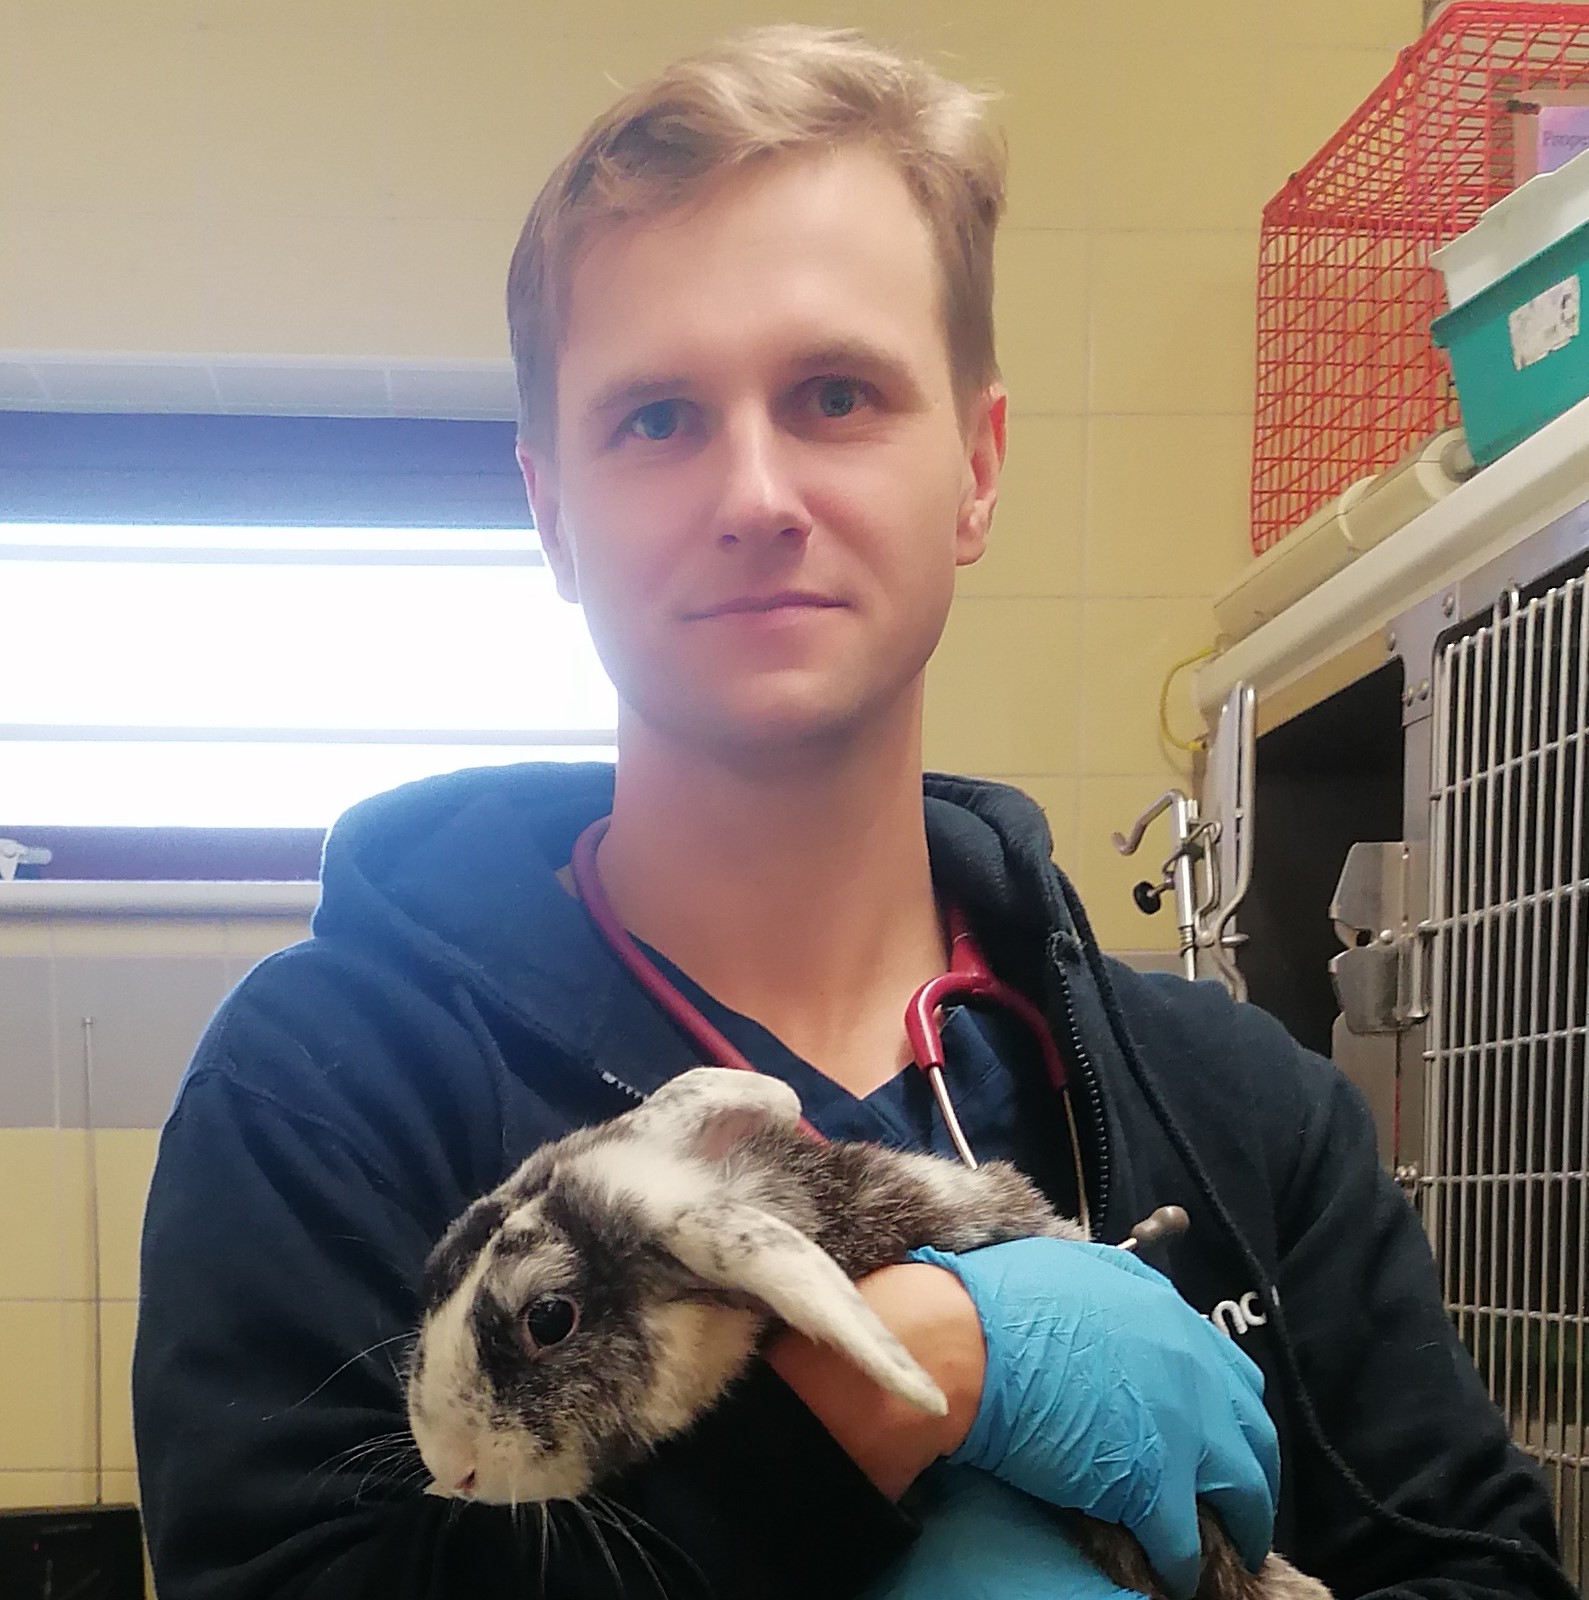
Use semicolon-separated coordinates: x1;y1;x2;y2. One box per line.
1329;840;1432;1034
0;838;52;883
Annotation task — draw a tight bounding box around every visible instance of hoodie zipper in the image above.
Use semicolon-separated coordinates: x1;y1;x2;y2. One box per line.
595;1066;646;1104
451;977;649;1124
1044;933;1111;1229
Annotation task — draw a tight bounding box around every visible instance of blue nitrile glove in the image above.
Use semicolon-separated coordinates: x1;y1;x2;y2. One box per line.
908;1237;1279;1600
866;1464;1140;1600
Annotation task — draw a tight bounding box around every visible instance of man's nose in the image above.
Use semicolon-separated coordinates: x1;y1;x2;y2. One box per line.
708;409;810;551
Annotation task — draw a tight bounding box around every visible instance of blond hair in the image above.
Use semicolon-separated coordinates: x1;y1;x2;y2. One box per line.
506;24;1007;453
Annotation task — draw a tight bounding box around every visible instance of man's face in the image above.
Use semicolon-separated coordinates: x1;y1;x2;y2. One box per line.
520;144;1006;765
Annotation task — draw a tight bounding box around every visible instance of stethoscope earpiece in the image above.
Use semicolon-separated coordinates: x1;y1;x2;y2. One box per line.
1118;1204;1191;1253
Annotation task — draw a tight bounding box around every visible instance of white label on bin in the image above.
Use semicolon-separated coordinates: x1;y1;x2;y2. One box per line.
1509;275;1580;371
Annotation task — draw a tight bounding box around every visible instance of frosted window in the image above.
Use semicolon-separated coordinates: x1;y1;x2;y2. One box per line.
2;524;617;828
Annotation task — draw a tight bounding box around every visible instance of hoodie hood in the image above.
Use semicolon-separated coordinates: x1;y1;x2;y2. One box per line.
311;762;1079;1062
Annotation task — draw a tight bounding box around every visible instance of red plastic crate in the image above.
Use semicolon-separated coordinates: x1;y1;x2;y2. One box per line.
1251;2;1589;555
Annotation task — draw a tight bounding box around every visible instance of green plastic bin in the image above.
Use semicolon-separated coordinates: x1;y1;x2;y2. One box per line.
1431;216;1589;466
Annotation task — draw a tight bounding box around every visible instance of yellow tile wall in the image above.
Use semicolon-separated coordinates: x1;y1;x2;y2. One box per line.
0;916;306;1578
0;0;1423;955
0;0;1424;1564
0;1162;149;1500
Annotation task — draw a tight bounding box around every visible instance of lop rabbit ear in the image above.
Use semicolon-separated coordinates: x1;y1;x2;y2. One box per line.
629;1066;804;1164
660;1200;949;1417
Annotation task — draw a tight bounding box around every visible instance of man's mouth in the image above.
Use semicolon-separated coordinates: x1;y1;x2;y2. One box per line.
687;591;845;619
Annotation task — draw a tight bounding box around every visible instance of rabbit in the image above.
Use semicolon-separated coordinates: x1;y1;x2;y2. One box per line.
406;1065;1330;1600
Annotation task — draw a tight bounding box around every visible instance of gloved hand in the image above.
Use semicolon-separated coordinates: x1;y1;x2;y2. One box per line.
866;1464;1141;1600
908;1238;1279;1600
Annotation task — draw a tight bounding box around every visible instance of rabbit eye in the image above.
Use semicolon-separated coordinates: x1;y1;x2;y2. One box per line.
523;1294;579;1351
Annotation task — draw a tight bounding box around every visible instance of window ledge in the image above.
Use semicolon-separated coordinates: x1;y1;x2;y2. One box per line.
0;880;318;917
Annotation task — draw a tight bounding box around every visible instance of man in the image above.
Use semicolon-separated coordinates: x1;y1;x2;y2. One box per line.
133;24;1569;1600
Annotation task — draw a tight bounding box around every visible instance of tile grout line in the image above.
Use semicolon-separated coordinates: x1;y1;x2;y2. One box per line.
81;1014;105;1508
0;1297;139;1305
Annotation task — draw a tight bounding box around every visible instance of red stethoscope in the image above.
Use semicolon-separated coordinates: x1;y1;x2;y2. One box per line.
570;815;1095;1238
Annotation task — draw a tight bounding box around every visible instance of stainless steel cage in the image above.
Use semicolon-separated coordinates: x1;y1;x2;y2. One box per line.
1421;528;1589;1575
1195;398;1589;1577
1322;500;1589;1583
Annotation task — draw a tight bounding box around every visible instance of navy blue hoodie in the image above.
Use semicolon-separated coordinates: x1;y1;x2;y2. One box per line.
132;763;1569;1600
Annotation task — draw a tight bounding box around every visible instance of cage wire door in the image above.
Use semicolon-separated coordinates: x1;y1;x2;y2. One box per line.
1421;555;1589;1580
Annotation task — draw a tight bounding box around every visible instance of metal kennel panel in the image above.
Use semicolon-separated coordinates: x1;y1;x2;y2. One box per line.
1420;547;1589;1579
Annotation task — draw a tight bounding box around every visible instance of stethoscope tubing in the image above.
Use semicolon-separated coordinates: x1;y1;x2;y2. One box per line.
569;818;826;1144
569;815;1092;1237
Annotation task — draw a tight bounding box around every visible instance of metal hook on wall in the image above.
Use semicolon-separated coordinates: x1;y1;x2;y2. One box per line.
1111;683;1255;997
1112;790;1215;982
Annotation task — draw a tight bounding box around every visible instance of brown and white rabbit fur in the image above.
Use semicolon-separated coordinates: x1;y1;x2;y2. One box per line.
407;1066;1329;1600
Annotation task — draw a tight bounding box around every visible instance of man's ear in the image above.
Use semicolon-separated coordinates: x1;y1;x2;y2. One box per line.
955;384;1008;569
517;443;578;603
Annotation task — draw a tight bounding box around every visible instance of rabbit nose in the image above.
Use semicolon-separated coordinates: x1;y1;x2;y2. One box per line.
454;1469;477;1495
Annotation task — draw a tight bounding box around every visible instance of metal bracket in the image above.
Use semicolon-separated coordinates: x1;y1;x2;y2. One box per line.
1200;682;1255;1000
1112;683;1255;998
1113;789;1208;983
1328;840;1432;1033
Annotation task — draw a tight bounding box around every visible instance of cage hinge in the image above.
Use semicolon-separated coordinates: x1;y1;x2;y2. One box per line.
1329;840;1432;1034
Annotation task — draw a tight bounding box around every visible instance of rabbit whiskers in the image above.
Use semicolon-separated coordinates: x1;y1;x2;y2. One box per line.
270;1331;418;1416
309;1428;428;1506
590;1493;693;1599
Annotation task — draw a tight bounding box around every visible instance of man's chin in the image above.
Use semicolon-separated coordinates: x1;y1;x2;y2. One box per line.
639;698;881;771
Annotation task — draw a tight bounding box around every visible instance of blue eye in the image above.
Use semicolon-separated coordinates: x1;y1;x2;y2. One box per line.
815;378;864;418
624;400;682;443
